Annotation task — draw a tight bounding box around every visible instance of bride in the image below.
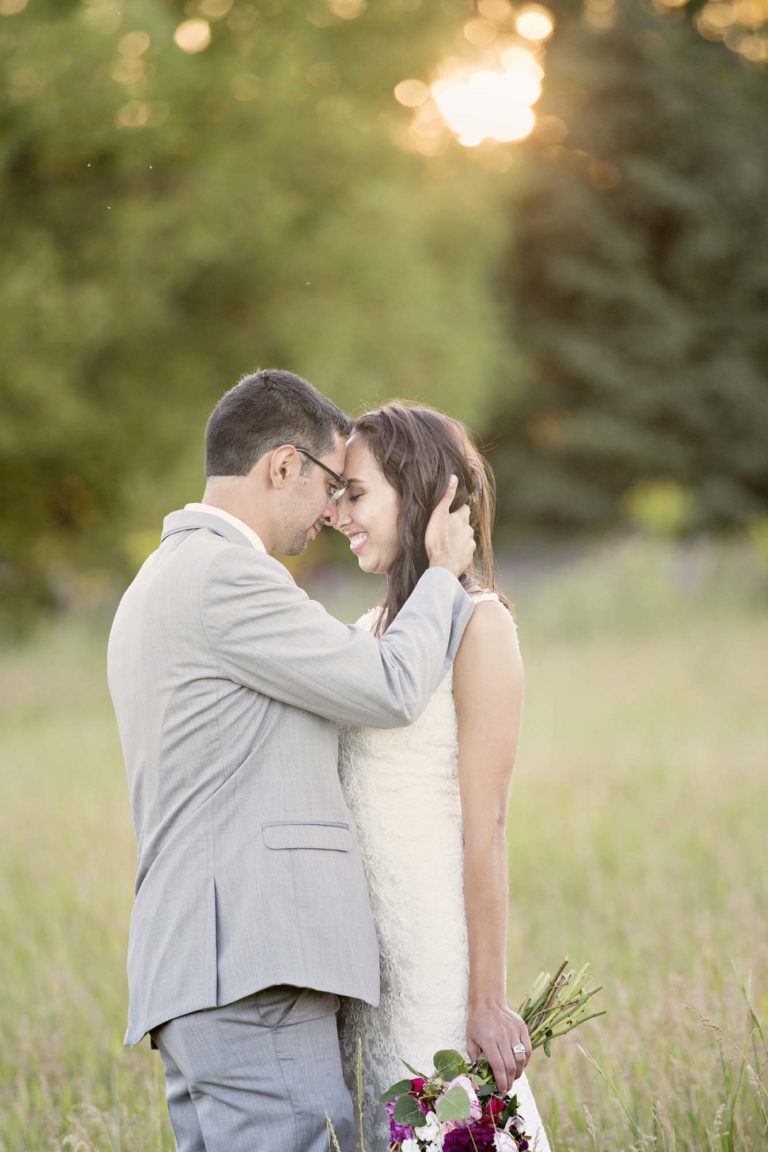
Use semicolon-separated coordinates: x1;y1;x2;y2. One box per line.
335;403;550;1152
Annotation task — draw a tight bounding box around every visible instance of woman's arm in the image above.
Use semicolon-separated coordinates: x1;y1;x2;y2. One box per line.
453;598;531;1092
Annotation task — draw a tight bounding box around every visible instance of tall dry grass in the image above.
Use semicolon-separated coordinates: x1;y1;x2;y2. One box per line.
0;539;766;1151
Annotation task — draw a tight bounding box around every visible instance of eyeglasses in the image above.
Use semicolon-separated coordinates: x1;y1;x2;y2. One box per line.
295;447;349;505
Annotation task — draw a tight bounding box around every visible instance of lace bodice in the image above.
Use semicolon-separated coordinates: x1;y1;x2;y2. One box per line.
337;597;549;1151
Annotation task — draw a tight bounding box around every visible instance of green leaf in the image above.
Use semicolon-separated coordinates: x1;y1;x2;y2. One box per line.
435;1085;472;1122
433;1049;468;1081
470;1058;494;1084
543;1038;552;1058
400;1059;427;1079
378;1079;413;1105
393;1095;425;1126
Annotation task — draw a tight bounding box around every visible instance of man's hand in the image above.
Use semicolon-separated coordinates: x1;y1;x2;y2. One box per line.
425;476;476;577
466;1000;532;1094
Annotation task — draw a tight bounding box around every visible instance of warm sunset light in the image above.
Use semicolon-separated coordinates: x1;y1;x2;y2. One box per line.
431;64;539;146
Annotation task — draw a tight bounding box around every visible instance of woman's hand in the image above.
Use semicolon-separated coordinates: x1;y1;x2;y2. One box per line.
467;999;532;1093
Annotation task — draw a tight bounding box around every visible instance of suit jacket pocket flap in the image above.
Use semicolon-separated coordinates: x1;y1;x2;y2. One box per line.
262;821;353;852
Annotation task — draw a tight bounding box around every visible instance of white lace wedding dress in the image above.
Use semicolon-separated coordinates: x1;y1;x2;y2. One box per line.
338;597;550;1152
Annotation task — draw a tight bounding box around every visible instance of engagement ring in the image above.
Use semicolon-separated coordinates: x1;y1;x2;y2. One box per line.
512;1043;526;1055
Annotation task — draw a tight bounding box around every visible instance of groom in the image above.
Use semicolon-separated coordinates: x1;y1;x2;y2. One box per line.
108;369;476;1152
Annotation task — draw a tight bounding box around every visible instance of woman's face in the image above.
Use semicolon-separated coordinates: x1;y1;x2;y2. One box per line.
335;435;401;575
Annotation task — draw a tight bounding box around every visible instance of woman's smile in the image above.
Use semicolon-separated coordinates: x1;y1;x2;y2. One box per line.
335;437;401;574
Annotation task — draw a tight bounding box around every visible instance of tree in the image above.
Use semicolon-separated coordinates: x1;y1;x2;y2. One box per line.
0;0;508;623
487;0;768;535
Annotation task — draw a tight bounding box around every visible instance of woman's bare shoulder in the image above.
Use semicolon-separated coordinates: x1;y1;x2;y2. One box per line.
456;594;520;676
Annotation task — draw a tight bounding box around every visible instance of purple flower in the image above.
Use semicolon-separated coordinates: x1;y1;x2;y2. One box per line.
387;1096;428;1144
443;1121;496;1151
387;1099;414;1144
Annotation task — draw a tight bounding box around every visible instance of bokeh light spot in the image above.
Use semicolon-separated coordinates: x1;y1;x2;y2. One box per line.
326;0;366;18
118;31;150;58
173;19;212;54
516;4;555;41
463;17;498;45
477;0;513;21
112;57;145;85
199;0;234;17
584;0;616;30
394;78;430;107
230;73;260;101
306;61;341;89
116;100;151;129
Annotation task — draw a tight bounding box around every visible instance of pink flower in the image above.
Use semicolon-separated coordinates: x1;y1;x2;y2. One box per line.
410;1077;428;1095
437;1074;483;1122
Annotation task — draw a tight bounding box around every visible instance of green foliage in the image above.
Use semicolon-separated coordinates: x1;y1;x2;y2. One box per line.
392;1092;426;1126
434;1084;472;1121
379;1077;412;1104
624;478;694;538
746;514;768;577
0;0;508;620
432;1048;468;1080
488;1;768;535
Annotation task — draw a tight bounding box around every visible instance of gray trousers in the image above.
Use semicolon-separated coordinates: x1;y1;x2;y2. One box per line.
151;986;355;1152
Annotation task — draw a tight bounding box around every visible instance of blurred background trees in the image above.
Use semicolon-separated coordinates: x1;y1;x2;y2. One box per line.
490;0;768;535
1;0;766;624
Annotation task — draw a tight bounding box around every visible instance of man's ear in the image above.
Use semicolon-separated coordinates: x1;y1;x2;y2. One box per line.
267;445;300;491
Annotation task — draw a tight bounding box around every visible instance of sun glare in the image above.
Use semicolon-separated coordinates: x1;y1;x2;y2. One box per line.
430;51;542;146
395;2;556;153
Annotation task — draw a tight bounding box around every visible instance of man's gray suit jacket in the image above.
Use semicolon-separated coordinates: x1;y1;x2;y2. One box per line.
108;509;474;1045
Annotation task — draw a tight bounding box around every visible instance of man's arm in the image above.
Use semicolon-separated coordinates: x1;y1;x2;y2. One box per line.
203;549;473;728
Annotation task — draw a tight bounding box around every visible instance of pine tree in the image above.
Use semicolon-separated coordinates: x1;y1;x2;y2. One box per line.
488;1;768;534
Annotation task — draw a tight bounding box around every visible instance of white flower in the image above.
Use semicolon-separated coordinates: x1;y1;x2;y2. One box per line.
494;1133;518;1151
415;1110;444;1149
401;1141;421;1152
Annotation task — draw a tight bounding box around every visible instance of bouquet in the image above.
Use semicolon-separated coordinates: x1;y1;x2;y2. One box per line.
380;959;604;1152
381;1050;529;1152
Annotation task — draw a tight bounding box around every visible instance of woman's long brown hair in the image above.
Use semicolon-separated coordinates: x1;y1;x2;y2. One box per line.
352;402;509;635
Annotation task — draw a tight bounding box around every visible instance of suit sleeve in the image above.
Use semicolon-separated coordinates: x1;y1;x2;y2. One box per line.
201;546;474;728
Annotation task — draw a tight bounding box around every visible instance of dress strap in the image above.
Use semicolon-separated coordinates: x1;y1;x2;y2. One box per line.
468;589;501;605
468;588;517;629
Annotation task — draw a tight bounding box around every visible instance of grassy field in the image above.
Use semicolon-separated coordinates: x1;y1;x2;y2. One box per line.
1;539;766;1151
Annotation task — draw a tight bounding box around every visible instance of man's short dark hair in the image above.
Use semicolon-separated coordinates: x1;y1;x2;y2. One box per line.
205;369;352;477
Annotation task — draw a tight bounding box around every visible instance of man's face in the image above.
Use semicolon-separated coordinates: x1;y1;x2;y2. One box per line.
278;435;347;556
